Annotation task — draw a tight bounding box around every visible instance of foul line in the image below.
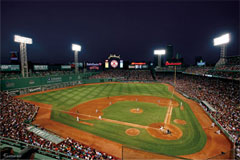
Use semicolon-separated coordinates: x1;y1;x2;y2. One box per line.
163;87;175;124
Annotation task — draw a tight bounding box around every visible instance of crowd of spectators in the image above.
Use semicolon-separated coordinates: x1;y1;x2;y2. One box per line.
184;65;240;80
0;70;82;80
0;92;118;160
184;66;213;75
215;65;240;71
154;67;184;72
0;70;97;80
225;56;240;66
89;69;153;81
206;70;240;80
156;72;240;159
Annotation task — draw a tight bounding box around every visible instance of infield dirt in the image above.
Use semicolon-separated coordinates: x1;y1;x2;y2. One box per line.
18;82;233;159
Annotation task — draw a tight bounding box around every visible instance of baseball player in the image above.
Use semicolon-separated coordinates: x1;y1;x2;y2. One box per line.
211;122;215;128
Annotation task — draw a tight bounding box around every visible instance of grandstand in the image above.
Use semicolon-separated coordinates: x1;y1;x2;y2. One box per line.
1;55;239;159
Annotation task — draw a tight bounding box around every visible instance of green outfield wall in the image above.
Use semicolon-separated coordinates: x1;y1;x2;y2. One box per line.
1;75;82;90
0;72;107;94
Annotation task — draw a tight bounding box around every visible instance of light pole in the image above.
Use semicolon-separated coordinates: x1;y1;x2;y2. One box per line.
213;33;230;66
154;49;166;68
14;35;32;78
72;44;81;74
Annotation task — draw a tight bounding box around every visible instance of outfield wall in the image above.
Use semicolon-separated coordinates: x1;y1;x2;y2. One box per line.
0;73;114;95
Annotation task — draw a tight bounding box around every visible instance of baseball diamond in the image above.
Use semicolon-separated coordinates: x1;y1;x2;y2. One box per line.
15;82;232;159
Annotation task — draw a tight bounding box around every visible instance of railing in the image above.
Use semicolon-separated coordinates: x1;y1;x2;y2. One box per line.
0;136;82;160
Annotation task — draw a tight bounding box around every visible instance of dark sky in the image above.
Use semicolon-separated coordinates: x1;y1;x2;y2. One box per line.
1;0;239;65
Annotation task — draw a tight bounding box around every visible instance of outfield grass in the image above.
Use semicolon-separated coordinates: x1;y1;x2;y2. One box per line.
22;83;206;156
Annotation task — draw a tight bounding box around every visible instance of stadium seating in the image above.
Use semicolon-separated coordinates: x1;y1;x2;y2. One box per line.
89;69;154;81
155;72;240;159
0;92;118;160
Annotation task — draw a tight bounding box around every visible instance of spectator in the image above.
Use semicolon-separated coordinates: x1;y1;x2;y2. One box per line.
0;92;118;160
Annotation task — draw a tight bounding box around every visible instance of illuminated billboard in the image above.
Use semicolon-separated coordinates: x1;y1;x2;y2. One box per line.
10;51;18;61
34;65;48;71
110;60;118;68
61;65;71;70
86;63;102;66
105;60;109;68
165;61;182;66
120;60;123;68
129;62;148;69
86;62;102;70
197;60;206;66
0;65;20;71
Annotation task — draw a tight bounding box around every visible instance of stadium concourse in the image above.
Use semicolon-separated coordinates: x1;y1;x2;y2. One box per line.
1;58;240;159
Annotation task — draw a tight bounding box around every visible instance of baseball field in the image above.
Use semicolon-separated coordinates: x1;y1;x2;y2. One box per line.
17;82;232;159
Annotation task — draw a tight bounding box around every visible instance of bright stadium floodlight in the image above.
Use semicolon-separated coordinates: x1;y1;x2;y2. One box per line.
14;35;32;44
154;49;166;67
72;44;81;74
14;35;32;78
214;33;230;46
213;33;230;66
72;44;81;51
154;49;166;55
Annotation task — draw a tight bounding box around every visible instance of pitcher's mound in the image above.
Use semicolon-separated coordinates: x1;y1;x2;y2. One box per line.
130;108;143;113
126;128;140;136
147;123;182;140
174;119;186;125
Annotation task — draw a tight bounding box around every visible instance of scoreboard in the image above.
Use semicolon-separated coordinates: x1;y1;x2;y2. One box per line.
128;62;148;69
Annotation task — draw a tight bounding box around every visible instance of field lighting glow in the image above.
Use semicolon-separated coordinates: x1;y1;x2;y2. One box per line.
72;44;81;51
154;49;166;55
213;33;230;46
14;35;32;44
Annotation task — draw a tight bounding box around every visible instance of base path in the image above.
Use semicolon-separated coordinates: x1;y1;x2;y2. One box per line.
69;95;179;120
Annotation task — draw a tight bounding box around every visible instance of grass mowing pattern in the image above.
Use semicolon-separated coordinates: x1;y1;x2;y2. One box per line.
22;83;206;156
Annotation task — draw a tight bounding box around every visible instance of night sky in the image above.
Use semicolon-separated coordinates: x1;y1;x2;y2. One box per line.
1;0;239;65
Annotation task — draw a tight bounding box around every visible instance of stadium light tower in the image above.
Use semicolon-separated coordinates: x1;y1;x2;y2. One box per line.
72;44;81;74
154;49;166;67
213;33;230;66
14;35;32;78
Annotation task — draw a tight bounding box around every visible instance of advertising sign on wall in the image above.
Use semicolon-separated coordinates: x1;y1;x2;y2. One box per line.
0;65;20;71
34;65;48;71
61;65;71;70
